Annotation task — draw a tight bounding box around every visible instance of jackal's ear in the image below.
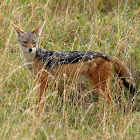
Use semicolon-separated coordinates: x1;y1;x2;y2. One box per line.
31;22;45;37
11;22;24;37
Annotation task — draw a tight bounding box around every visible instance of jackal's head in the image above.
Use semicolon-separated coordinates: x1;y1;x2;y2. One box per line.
11;22;45;54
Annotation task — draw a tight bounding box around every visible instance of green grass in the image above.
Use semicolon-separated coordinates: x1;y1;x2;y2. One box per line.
0;0;140;139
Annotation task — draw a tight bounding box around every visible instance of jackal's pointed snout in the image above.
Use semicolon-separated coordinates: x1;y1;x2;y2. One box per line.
29;48;33;53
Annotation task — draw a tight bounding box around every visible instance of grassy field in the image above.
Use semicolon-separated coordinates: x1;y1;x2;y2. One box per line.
0;0;140;139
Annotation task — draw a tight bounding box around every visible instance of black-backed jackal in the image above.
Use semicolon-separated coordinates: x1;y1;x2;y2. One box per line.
12;22;136;105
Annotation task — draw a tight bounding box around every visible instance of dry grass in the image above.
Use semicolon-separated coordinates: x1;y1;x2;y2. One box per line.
0;0;140;139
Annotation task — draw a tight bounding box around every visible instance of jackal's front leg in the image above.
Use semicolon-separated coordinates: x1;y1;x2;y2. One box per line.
37;74;49;114
38;79;48;104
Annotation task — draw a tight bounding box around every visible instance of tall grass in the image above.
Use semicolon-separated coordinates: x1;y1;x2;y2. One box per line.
0;0;140;139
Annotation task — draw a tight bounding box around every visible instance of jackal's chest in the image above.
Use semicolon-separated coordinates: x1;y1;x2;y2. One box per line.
30;59;46;76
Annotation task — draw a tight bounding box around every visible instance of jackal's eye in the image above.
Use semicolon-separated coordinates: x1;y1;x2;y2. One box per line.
23;41;27;44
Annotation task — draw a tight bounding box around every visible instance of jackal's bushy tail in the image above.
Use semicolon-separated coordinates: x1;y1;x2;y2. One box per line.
107;55;136;96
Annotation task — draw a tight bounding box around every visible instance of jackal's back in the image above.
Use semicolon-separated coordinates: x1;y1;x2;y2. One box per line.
35;47;108;69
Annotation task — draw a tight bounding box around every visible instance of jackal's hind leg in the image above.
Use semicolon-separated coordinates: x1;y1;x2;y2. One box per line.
88;58;112;102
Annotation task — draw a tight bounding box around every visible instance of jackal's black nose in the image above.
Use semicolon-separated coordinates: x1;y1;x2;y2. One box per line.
29;48;32;53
